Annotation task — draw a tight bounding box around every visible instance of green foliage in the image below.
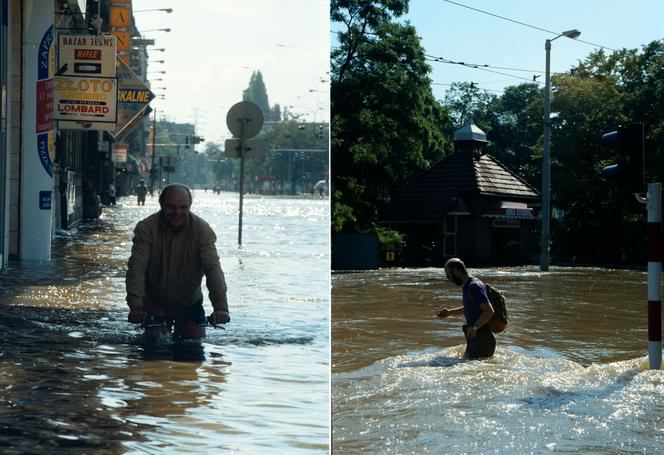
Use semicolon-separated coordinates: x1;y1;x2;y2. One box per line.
375;226;404;251
331;0;451;234
332;0;664;266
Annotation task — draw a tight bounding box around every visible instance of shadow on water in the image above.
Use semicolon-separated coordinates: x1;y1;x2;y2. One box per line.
399;356;468;368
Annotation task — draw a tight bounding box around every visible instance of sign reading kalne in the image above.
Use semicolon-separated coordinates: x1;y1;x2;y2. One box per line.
112;58;154;140
58;35;116;78
54;76;118;123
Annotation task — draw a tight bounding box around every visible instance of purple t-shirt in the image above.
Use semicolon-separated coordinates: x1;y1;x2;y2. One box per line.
462;277;489;324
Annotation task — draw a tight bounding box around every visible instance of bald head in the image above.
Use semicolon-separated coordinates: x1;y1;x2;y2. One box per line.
159;184;192;205
444;257;468;286
159;184;192;229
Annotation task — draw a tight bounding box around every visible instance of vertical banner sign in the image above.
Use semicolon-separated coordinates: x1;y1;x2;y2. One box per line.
36;26;54;176
21;0;54;261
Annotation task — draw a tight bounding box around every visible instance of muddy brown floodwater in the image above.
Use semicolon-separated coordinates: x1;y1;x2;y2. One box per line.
333;266;664;454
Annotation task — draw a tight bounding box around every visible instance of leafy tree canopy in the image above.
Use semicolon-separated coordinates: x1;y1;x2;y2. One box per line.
331;0;451;234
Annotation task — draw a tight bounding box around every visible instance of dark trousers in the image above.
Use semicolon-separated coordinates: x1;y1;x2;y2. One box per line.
462;324;496;359
144;300;207;340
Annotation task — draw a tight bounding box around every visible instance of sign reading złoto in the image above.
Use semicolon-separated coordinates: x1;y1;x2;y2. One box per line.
56;35;117;128
53;76;118;123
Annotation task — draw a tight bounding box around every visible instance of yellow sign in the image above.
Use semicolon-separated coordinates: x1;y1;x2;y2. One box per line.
118;54;131;65
53;76;118;123
112;31;131;51
110;7;131;27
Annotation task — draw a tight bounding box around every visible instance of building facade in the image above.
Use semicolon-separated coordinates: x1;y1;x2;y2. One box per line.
0;0;152;269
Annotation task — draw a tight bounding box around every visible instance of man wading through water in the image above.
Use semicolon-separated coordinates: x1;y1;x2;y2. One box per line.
436;258;496;359
125;184;230;341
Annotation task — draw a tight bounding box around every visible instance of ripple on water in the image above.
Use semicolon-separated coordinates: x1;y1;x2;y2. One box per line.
334;346;664;454
1;193;329;453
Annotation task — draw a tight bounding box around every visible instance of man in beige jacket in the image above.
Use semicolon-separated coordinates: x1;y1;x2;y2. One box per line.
125;184;230;340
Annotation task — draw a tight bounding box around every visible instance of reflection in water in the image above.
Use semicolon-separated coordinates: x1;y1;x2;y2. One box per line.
0;192;329;453
332;267;664;454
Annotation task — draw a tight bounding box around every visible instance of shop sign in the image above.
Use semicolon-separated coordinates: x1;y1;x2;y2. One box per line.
53;76;117;123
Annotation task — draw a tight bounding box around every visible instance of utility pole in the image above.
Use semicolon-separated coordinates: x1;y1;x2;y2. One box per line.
150;108;157;195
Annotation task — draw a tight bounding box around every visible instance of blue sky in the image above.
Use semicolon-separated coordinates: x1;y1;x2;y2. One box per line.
335;0;664;102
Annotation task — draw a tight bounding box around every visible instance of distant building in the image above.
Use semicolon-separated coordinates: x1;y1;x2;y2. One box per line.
380;122;539;266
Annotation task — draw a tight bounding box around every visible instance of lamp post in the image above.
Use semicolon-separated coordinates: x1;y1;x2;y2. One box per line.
540;28;581;272
150;108;158;195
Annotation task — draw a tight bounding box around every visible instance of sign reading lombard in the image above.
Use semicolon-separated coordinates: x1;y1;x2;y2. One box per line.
56;34;117;129
53;76;118;123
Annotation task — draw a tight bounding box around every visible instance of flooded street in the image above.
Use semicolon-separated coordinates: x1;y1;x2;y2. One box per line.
0;191;329;454
333;267;664;454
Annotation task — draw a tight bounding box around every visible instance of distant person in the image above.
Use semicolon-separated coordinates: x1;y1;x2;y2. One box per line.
436;258;496;359
108;181;117;206
136;179;148;206
125;183;230;341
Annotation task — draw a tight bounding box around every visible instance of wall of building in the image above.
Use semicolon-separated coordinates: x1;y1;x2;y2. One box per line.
8;0;22;260
0;0;9;267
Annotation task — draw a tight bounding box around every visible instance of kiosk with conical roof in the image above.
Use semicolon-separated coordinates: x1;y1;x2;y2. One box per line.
380;122;539;266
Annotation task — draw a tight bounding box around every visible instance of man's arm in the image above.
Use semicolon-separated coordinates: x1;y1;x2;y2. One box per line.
436;306;464;318
125;221;151;323
199;225;230;325
465;301;495;338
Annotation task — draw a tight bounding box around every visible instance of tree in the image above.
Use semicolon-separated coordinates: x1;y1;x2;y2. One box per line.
443;82;496;127
331;0;451;234
483;83;542;185
242;70;271;115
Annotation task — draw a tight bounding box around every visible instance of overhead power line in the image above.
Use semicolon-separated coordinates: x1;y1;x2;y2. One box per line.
425;55;543;85
441;0;617;52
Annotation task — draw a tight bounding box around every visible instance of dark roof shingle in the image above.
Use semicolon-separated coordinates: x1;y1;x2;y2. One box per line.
381;152;539;222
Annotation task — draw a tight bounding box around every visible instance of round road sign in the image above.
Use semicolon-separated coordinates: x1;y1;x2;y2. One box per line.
226;101;264;139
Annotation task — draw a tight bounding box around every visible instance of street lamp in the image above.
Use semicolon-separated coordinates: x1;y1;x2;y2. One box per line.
141;28;171;33
540;29;581;272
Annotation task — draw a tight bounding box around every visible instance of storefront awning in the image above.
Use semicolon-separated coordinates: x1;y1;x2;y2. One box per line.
483;201;533;219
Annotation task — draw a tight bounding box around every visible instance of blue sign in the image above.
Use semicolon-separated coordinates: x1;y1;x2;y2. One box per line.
39;191;52;210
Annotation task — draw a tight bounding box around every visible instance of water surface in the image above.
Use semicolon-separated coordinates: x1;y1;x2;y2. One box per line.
1;191;330;454
332;267;664;454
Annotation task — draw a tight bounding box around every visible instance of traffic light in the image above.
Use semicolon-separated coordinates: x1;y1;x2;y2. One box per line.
599;122;644;193
184;136;190;149
192;135;204;144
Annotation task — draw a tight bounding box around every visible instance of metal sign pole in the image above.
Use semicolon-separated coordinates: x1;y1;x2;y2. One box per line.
647;182;662;369
238;118;246;246
226;101;263;247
